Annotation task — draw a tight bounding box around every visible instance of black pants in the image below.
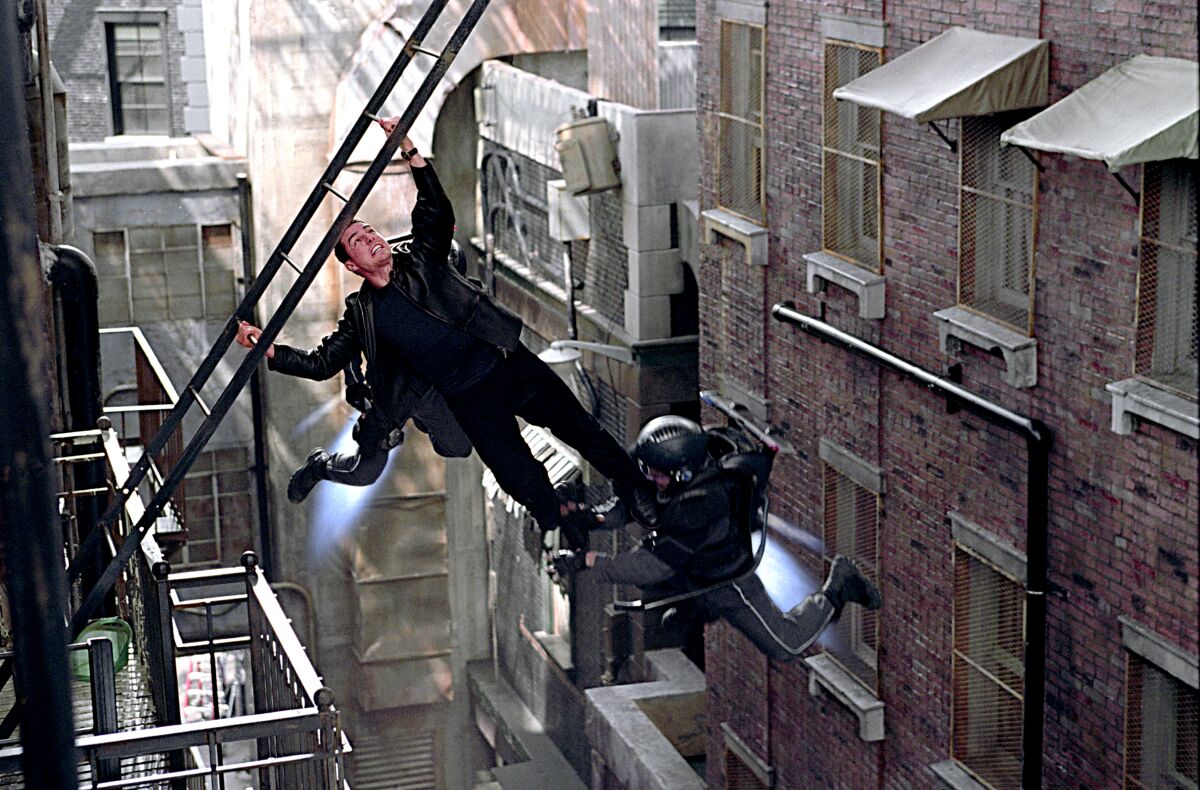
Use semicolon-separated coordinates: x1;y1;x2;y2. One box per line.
445;344;641;530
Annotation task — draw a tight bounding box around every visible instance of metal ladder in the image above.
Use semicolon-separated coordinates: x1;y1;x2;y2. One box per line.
0;0;493;727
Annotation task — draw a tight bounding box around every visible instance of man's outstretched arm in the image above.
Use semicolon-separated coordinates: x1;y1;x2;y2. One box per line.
377;116;454;270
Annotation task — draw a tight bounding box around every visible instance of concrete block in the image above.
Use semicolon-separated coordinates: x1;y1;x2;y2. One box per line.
702;207;767;266
624;292;672;341
623;202;674;252
627;249;684;298
804;250;886;319
175;6;205;32
1105;377;1200;439
183;107;211;134
186;82;209;106
632;111;698;206
183;31;206;57
934;306;1037;389
179;55;207;82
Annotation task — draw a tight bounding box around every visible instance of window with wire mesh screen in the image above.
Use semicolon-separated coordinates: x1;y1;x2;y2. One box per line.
92;224;240;325
822;463;880;692
958;115;1038;335
1124;653;1199;790
104;21;170;135
951;544;1026;790
823;41;883;272
179;448;254;567
718;20;766;225
1134;160;1198;399
721;722;774;790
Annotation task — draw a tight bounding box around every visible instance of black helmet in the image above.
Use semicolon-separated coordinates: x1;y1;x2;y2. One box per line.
633;416;708;483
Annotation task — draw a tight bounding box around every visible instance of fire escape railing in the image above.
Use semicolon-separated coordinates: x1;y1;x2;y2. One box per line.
0;425;349;788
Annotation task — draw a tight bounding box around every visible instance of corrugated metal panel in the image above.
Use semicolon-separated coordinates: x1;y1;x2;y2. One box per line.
659;42;698;110
587;0;659;109
351;727;440;790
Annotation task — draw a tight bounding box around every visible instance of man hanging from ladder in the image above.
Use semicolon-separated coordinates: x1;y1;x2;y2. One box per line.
551;416;883;664
237;116;651;546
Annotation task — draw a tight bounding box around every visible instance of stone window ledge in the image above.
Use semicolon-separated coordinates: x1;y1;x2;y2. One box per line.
1120;617;1199;689
933;306;1037;389
804;653;885;742
930;760;990;789
804;251;886;319
1105;378;1199;440
702;208;768;267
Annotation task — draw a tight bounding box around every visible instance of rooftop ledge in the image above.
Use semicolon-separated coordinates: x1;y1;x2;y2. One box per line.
805;653;885;742
934;306;1037;388
1106;377;1199;440
804;251;886;319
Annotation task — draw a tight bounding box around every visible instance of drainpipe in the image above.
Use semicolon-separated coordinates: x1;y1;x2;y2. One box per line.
0;2;78;784
771;303;1052;790
49;245;111;614
236;173;273;573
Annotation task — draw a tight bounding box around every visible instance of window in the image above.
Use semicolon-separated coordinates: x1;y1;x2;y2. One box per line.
718;21;766;224
1135;160;1198;398
92;224;240;325
823;41;883;271
178;448;254;568
105;21;169;135
952;545;1025;790
959;115;1038;334
1125;653;1199;790
822;462;880;691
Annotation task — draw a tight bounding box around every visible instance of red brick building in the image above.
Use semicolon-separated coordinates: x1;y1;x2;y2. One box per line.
694;1;1197;788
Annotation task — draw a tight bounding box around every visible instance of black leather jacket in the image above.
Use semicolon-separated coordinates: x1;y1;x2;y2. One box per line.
268;164;523;426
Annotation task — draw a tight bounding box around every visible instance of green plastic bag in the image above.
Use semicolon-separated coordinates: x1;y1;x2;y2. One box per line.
70;617;132;681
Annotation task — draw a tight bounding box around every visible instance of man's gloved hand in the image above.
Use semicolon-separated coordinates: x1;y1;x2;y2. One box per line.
345;382;372;413
549;549;587;581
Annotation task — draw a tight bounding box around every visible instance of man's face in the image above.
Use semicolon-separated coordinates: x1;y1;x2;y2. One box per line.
339;221;391;276
643;465;673;492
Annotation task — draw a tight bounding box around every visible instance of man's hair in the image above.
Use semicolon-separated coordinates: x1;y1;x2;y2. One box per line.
334;219;367;263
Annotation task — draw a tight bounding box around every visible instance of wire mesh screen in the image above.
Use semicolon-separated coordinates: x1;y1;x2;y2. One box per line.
724;747;769;790
822;463;880;691
952;546;1025;790
1135;160;1198;398
1125;654;1199;790
718;21;765;224
959;116;1038;334
823;41;883;272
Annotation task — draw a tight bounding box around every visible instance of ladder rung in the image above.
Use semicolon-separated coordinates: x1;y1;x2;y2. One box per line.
322;182;349;203
363;111;383;122
411;45;441;58
281;253;303;274
187;386;212;417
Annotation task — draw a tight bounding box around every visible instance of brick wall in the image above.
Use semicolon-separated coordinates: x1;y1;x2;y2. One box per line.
697;0;1198;787
48;0;191;141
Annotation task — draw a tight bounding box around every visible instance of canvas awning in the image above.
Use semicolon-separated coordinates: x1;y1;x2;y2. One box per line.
1000;55;1199;172
832;27;1048;123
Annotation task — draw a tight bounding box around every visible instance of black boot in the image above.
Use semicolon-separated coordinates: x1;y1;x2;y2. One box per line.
823;555;882;620
287;449;329;503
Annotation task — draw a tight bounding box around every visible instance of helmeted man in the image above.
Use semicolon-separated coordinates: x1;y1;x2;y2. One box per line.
237;115;649;543
552;415;883;663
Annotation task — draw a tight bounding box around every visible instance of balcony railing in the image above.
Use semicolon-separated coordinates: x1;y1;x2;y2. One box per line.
99;326;188;544
0;425;350;788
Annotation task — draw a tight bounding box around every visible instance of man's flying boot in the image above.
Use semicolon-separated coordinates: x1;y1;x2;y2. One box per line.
822;555;882;621
288;449;330;503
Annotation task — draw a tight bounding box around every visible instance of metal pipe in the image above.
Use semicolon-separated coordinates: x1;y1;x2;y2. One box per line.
237;173;273;574
771;303;1052;789
34;0;62;242
0;2;78;784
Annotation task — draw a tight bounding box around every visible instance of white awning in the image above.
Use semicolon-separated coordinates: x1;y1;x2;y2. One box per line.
1001;55;1199;172
832;27;1048;123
